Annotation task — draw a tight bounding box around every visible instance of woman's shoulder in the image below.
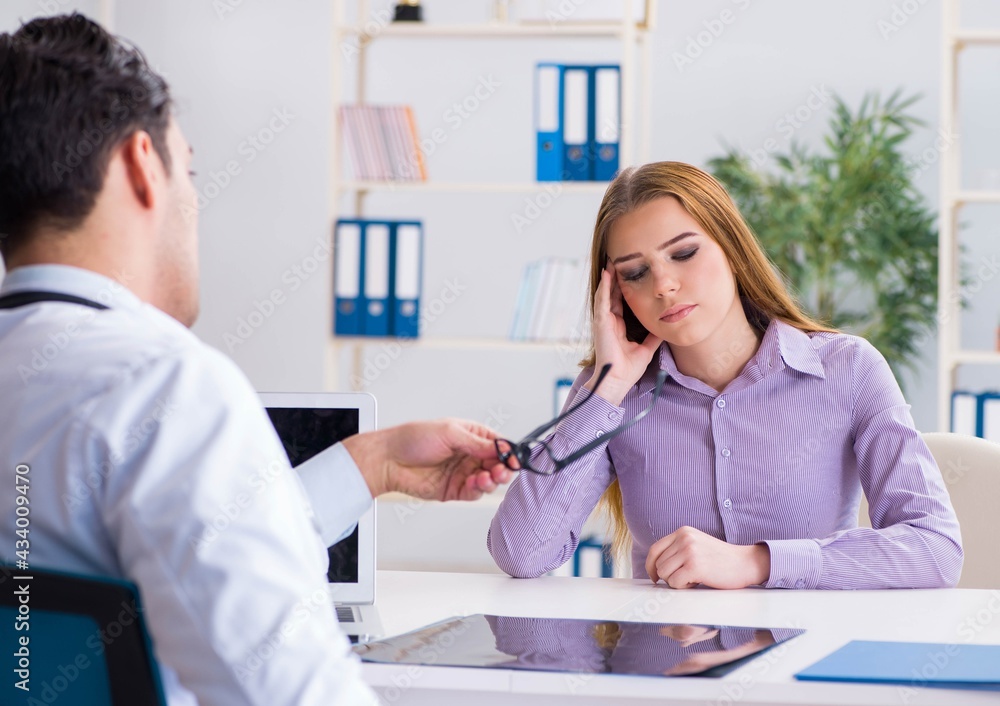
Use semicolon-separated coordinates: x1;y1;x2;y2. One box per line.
804;329;890;377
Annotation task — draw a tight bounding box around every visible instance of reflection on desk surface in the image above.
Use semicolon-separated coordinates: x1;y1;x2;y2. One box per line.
354;614;805;678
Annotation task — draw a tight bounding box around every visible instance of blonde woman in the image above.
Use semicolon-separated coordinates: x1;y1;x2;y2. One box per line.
488;161;962;590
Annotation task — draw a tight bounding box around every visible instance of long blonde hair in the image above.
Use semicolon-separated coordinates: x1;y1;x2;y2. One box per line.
583;162;835;567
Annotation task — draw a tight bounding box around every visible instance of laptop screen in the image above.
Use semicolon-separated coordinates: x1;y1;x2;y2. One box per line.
265;407;360;584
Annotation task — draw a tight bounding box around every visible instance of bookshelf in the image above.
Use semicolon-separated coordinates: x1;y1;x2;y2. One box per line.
336;180;612;194
937;0;1000;430
327;1;655;401
335;22;643;38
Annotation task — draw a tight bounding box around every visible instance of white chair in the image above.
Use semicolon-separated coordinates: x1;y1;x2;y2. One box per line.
859;432;1000;589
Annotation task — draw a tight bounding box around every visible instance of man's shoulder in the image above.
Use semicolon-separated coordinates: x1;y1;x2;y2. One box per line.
2;300;247;400
86;304;249;396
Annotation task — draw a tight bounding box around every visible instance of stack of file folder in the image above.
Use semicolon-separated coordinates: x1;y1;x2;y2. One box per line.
340;105;427;181
334;219;423;337
535;63;621;182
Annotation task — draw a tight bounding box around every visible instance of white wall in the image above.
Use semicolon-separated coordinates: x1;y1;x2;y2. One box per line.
4;1;1000;435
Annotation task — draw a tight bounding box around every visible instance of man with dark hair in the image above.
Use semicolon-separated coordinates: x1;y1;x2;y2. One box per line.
0;14;511;705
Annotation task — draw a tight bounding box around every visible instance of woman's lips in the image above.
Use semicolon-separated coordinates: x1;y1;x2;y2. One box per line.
661;305;696;323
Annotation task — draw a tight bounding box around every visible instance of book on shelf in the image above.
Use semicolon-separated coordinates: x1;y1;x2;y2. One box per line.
509;257;589;342
340;105;427;181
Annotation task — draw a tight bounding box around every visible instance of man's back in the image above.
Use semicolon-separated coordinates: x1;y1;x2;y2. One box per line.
0;264;376;705
1;266;193;578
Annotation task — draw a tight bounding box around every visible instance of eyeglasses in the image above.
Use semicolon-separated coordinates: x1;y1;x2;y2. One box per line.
495;363;668;475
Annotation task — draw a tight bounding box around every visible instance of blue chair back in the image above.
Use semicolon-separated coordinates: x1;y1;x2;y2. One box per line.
1;564;166;705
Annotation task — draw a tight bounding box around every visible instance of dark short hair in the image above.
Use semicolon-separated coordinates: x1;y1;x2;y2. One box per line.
0;13;172;257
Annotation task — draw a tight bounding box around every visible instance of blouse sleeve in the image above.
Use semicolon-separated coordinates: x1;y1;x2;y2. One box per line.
488;368;625;578
763;339;963;589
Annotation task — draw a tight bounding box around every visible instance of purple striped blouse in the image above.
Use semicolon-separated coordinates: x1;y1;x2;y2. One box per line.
488;320;964;589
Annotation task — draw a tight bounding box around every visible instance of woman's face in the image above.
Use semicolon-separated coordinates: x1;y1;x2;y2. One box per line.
606;196;741;349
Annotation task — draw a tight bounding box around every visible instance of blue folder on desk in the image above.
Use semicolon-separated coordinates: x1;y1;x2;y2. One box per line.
795;640;1000;690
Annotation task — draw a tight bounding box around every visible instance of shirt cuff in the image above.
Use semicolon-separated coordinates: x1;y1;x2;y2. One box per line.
555;391;626;447
295;442;373;547
761;538;822;589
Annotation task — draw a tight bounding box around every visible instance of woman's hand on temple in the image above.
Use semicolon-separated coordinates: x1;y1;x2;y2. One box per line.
586;262;662;406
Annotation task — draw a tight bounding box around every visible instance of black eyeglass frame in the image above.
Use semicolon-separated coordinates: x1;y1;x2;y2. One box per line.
495;363;668;475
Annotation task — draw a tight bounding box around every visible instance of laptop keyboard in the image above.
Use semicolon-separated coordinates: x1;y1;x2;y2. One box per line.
335;605;357;623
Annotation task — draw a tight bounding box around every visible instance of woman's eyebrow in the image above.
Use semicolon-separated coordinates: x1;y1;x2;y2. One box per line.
611;232;698;264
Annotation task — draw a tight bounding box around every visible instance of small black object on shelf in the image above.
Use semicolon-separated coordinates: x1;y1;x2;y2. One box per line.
393;0;423;22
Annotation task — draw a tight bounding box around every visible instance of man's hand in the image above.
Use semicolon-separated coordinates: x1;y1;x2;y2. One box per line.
645;526;771;589
342;418;513;501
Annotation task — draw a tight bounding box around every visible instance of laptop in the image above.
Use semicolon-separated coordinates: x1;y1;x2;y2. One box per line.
258;391;384;643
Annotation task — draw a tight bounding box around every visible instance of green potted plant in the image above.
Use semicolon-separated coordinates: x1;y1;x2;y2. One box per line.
708;90;938;381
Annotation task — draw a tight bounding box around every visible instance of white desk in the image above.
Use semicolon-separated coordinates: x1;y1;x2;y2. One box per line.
362;570;1000;706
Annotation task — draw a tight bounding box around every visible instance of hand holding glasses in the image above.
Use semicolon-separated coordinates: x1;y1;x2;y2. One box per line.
495;363;668;475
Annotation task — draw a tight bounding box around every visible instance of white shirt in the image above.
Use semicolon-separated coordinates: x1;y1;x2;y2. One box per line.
0;265;377;706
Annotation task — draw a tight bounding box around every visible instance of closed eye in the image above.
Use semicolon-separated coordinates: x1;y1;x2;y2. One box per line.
621;267;647;282
671;247;698;262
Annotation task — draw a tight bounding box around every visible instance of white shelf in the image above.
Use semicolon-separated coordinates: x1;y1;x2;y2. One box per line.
337;180;611;194
337;22;645;39
954;190;1000;204
954;29;1000;45
329;1;650;397
331;336;586;351
937;2;1000;430
954;350;1000;365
